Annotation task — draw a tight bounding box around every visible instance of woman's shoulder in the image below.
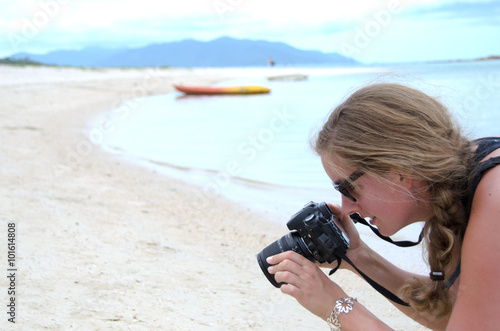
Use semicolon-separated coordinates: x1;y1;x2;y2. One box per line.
471;146;500;211
464;138;500;216
451;150;500;328
464;142;500;256
466;146;500;238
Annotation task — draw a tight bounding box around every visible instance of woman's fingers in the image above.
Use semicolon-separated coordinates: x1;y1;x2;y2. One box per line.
327;203;352;225
327;203;360;241
266;250;309;267
267;251;323;289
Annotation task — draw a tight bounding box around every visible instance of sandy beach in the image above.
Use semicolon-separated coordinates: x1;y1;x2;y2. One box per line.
0;65;428;330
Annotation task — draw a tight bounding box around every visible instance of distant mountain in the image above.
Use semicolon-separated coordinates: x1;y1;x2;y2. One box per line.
12;37;358;67
12;47;125;67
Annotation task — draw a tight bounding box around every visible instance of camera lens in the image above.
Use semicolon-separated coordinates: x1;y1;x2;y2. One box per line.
256;232;312;288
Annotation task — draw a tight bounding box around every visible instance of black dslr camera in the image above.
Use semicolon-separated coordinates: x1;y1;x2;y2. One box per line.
257;201;350;288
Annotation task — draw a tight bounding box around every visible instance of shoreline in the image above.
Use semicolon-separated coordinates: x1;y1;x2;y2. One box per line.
0;65;428;330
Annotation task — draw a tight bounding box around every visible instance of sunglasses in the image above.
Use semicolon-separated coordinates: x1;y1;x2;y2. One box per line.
332;170;365;202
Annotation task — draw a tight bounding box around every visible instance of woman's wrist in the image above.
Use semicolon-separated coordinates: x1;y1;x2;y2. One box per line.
342;241;373;272
326;297;358;331
318;281;349;321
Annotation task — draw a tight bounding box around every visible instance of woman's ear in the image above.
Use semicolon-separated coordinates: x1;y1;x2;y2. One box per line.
399;174;414;189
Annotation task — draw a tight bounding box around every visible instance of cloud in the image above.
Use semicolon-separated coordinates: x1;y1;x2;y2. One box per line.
1;0;498;62
402;0;500;23
332;0;500;63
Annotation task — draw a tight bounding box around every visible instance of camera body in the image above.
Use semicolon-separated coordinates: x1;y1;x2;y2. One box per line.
257;201;350;288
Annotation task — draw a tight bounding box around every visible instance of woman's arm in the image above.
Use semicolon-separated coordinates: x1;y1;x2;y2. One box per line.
331;234;448;330
282;203;449;329
267;250;393;330
269;245;449;330
446;157;500;330
326;205;444;325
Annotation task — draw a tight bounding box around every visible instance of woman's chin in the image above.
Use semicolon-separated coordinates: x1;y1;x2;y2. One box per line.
370;218;398;237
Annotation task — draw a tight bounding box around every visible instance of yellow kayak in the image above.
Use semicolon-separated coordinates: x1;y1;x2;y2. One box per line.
175;84;271;95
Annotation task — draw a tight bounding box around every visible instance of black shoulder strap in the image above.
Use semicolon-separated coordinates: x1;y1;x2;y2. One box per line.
473;137;500;162
466;156;500;214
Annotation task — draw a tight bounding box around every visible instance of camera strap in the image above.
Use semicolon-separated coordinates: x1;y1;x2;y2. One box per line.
329;251;410;307
350;213;424;247
326;213;419;306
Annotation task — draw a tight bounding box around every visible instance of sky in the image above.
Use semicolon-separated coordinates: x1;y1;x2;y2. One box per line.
1;0;499;64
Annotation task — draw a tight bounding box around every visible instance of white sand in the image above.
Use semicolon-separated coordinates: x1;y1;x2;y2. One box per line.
0;65;428;330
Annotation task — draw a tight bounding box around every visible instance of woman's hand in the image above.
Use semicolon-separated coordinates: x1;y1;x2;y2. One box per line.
267;250;347;320
327;203;361;249
314;204;369;270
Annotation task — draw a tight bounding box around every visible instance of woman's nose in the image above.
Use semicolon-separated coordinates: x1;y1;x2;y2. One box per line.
340;195;361;216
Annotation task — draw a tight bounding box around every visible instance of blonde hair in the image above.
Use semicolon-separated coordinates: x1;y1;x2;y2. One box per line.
315;83;474;319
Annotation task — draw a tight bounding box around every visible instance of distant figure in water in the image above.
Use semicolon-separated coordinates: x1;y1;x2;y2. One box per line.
268;56;275;67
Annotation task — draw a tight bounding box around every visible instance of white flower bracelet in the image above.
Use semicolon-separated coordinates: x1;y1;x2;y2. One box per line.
327;297;357;331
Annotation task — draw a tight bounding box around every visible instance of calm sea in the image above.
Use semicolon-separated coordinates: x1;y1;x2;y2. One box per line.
96;61;499;223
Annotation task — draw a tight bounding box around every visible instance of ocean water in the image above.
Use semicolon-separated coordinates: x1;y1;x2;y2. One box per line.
95;61;499;271
97;61;499;215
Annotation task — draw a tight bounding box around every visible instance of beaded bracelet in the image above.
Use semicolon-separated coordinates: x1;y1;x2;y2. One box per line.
327;297;357;331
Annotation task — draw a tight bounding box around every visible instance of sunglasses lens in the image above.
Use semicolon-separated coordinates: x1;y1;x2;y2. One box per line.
334;185;356;202
332;170;363;203
342;189;356;202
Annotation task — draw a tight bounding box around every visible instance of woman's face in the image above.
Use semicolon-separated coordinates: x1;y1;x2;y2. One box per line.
321;156;429;236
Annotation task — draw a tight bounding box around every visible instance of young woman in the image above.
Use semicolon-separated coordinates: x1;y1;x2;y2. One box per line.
266;83;500;330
